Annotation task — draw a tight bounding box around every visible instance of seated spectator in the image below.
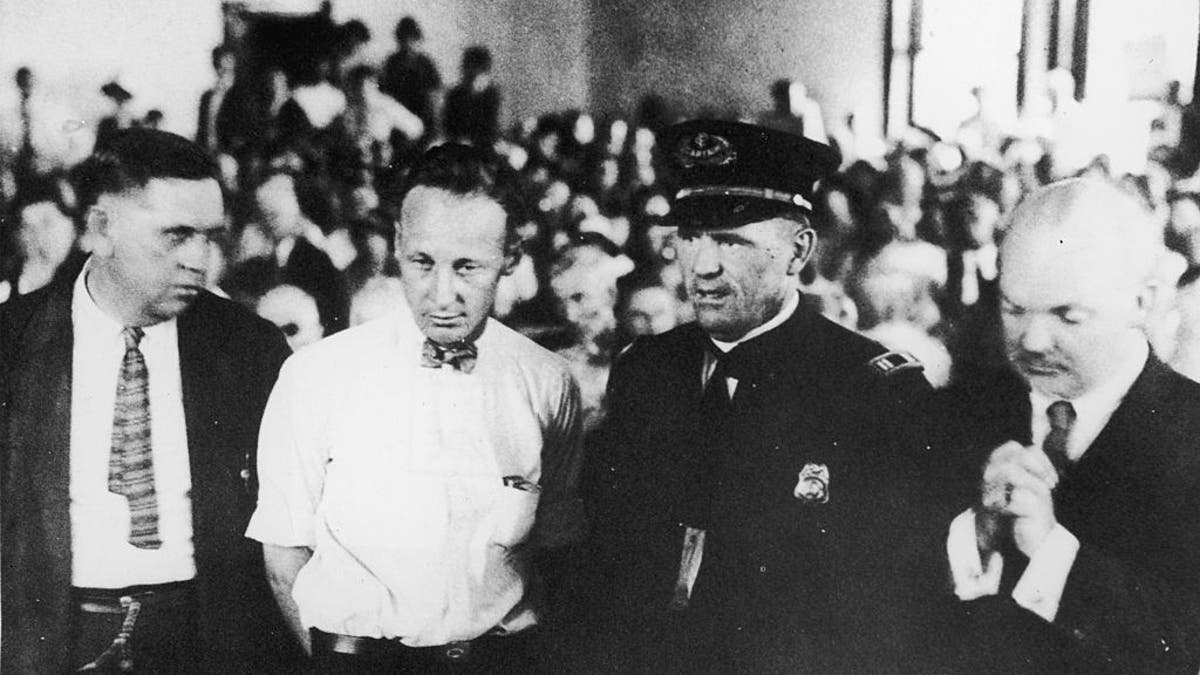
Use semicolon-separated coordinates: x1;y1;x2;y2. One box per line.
255;283;324;351
338;65;424;171
380;16;442;136
548;233;633;433
444;46;501;149
0;194;80;303
230;171;348;333
617;274;680;340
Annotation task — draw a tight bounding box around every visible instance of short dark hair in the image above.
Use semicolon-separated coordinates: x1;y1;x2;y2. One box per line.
401;143;523;234
75;127;220;212
462;46;492;75
395;16;422;42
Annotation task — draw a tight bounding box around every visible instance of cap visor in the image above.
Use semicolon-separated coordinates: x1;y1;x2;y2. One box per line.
667;197;806;229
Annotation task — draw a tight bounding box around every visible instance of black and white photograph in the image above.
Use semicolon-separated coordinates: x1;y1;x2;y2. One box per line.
2;0;1199;672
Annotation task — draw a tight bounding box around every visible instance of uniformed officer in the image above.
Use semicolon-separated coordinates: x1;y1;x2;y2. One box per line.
583;120;939;673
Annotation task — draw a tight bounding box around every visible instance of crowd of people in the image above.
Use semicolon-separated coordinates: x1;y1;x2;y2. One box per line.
4;10;1200;674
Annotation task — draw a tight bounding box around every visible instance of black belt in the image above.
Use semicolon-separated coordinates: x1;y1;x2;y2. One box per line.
311;629;526;665
72;580;195;614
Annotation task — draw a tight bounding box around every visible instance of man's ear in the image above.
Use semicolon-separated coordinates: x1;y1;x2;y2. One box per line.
1133;278;1162;321
501;231;522;276
84;206;115;258
786;224;816;276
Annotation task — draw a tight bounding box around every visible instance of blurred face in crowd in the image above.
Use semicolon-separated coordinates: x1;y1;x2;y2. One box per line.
88;177;225;326
550;247;620;342
676;215;812;342
255;174;304;240
256;284;324;351
622;285;679;337
18;201;75;265
999;181;1156;399
397;185;515;345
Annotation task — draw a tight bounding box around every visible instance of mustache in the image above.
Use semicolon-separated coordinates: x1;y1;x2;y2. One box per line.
1009;351;1067;373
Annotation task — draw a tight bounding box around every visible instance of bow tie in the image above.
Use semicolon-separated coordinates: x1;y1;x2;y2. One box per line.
421;338;478;373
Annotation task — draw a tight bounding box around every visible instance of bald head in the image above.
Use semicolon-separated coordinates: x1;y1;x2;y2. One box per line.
999;178;1160;399
1002;178;1160;288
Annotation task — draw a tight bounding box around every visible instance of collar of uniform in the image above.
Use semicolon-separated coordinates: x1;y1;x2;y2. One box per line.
71;258;177;346
710;289;800;354
1027;339;1149;461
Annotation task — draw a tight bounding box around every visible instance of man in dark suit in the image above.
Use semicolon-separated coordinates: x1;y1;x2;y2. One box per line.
0;128;293;673
937;178;1200;674
582;121;937;673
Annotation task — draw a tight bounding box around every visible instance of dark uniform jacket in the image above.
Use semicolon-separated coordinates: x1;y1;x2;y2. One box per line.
582;299;941;674
929;355;1200;674
0;279;293;674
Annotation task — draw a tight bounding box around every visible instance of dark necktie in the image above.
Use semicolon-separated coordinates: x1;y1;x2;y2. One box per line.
1044;400;1077;476
421;338;478;373
108;327;161;550
681;344;740;528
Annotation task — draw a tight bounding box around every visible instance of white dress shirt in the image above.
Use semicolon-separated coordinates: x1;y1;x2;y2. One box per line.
246;298;585;646
947;340;1150;621
69;265;196;587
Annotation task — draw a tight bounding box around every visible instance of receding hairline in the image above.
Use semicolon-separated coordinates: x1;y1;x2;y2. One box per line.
1002;178;1159;273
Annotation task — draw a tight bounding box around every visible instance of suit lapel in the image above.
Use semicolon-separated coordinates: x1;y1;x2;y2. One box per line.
8;282;76;584
177;294;226;551
1072;354;1169;477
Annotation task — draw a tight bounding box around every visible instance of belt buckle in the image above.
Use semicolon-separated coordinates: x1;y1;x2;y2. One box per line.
442;640;471;662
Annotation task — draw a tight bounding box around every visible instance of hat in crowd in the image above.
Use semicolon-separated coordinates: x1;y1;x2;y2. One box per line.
100;80;132;102
663;119;840;228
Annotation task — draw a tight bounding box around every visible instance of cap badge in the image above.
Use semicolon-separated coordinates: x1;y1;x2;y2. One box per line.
793;463;829;505
675;132;737;168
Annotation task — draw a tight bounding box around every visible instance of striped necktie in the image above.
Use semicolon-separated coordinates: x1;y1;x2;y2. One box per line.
108;326;161;549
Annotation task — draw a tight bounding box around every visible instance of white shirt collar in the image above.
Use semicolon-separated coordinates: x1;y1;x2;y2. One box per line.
710;290;800;353
1027;339;1149;461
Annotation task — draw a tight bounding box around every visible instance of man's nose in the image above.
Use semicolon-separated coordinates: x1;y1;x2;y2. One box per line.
178;235;210;275
433;266;457;307
1018;315;1055;353
690;236;722;277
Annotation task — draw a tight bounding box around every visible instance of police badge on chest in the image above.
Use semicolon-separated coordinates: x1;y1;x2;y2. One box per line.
793;463;830;505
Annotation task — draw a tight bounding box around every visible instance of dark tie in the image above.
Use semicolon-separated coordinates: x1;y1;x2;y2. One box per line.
420;338;478;373
108;327;161;550
681;344;739;528
1044;400;1077;476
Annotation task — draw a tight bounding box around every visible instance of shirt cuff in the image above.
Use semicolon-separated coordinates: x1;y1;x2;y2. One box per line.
1011;523;1080;622
947;508;1003;601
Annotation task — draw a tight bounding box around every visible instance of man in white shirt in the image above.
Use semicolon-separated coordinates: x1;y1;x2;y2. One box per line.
937;178;1200;673
0;128;293;673
248;143;585;673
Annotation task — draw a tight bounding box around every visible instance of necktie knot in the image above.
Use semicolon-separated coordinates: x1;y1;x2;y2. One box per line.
122;326;145;351
421;338;478;373
1047;400;1076;432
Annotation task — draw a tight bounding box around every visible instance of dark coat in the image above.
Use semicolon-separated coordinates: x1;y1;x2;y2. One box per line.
0;279;293;674
929;356;1200;674
581;301;942;674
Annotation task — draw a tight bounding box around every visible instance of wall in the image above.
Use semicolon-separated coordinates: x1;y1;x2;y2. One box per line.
333;0;591;127
586;0;886;130
0;0;223;139
0;0;882;142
